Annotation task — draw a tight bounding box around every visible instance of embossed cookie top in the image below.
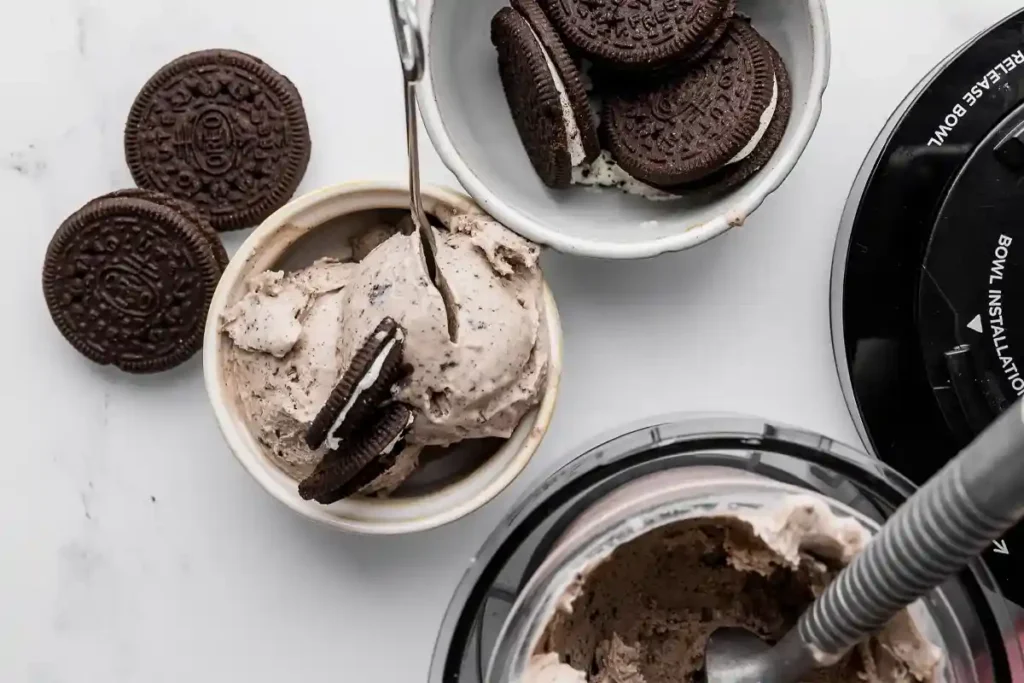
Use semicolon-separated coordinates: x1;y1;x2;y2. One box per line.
603;19;774;186
545;0;731;68
670;39;793;195
124;49;311;231
88;188;229;269
42;197;222;373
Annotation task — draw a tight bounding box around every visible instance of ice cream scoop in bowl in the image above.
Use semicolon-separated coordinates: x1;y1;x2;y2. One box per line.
203;181;562;534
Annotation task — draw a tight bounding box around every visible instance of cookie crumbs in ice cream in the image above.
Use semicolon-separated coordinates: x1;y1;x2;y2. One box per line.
222;211;550;497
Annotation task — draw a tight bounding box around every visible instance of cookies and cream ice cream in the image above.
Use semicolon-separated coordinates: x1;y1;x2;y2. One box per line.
221;258;357;479
221;209;549;497
526;496;943;683
337;209;548;447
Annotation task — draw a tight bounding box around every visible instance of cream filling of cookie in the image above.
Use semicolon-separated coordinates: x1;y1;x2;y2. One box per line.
379;412;416;458
324;330;403;451
729;76;779;165
526;23;588;166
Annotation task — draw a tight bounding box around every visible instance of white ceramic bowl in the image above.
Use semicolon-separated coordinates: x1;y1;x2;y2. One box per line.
418;0;831;259
203;181;562;534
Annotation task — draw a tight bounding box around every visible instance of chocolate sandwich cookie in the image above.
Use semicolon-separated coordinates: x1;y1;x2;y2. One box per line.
91;189;229;270
666;39;792;194
602;19;775;186
511;0;600;164
675;0;737;67
492;7;573;188
42;196;222;373
542;0;733;70
125;49;311;231
305;317;407;450
298;403;415;505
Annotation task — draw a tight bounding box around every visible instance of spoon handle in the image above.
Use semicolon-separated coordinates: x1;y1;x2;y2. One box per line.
402;80;428;227
389;0;461;342
799;400;1024;661
390;0;428;225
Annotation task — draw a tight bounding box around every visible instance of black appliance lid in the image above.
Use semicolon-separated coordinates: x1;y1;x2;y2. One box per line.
833;6;1024;608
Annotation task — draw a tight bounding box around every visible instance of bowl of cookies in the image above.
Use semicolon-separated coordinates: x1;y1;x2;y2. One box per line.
204;181;562;534
417;0;830;259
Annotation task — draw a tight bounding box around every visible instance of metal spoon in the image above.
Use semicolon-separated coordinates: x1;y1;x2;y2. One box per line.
703;399;1024;683
389;0;459;343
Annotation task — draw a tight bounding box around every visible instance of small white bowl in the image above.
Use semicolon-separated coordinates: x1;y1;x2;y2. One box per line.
418;0;831;259
203;181;563;534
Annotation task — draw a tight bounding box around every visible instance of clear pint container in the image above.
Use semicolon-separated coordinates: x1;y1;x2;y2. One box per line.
429;415;1023;683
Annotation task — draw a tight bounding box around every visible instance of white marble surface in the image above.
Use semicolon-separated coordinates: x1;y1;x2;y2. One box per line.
3;0;1022;680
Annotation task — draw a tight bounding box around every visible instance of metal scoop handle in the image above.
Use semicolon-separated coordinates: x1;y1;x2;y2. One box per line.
390;0;424;82
390;0;425;216
389;0;460;342
753;400;1024;683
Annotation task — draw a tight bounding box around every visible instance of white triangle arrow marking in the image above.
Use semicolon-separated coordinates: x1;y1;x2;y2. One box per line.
967;315;983;333
994;540;1009;555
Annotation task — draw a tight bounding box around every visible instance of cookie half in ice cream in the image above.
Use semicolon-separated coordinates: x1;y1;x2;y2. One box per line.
299;403;415;505
305;317;407;451
492;4;599;188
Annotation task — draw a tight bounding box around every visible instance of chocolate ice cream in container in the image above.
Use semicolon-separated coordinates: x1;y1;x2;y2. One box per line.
203;182;562;534
429;415;1023;683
